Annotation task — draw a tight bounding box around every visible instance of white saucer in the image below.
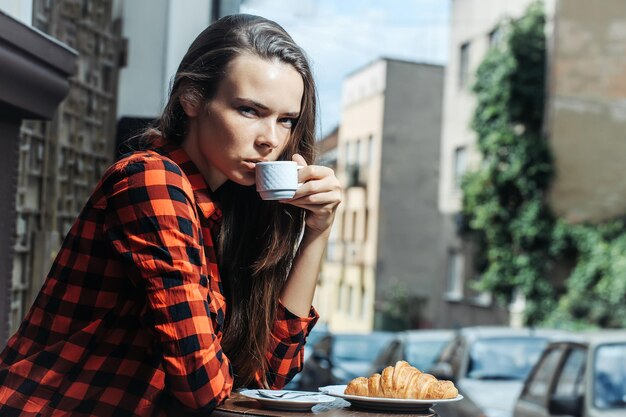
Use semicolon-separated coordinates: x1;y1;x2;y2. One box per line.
319;385;463;412
239;389;337;411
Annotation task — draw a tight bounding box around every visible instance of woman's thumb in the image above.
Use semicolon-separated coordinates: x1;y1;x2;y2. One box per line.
292;153;308;166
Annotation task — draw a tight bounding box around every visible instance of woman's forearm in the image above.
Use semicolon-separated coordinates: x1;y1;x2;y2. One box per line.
280;228;330;317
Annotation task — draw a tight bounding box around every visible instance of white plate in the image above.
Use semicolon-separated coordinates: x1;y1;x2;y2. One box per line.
239;389;336;411
319;385;463;412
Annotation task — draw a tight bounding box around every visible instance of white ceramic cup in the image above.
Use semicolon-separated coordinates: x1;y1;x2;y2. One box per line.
255;161;303;200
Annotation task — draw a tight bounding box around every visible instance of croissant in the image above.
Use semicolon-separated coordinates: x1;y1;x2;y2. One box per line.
344;360;458;400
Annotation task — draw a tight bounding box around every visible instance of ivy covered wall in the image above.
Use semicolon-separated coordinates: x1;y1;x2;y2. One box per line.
461;1;626;328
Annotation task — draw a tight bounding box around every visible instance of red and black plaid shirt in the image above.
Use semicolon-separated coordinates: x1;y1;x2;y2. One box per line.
0;139;318;416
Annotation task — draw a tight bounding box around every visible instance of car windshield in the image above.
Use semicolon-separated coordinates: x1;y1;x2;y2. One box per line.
406;340;449;371
594;343;626;409
466;337;547;380
306;328;327;348
332;334;392;363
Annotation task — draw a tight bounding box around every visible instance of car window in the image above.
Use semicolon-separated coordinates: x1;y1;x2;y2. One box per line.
332;334;393;363
554;348;586;397
391;341;404;364
406;340;449;371
449;337;466;377
521;347;564;405
467;337;548;380
373;340;400;371
306;328;328;348
386;341;401;364
438;336;459;363
594;343;626;409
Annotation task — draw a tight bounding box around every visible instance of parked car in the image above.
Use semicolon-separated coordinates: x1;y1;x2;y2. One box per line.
514;330;626;417
295;331;394;390
429;326;565;417
370;329;454;374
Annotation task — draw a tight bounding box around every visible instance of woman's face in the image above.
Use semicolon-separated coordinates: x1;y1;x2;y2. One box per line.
182;53;305;191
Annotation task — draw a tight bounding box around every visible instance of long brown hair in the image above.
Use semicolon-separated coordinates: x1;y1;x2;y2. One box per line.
131;14;317;387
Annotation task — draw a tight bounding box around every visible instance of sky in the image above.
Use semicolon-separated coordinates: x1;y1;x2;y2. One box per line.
240;0;451;137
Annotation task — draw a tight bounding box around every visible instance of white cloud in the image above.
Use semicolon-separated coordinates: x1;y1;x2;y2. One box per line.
240;0;449;136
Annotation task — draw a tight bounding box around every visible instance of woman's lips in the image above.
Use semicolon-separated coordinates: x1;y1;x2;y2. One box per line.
243;160;259;170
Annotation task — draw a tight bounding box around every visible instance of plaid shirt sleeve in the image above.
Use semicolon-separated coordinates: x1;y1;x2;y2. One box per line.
102;156;233;412
258;301;319;388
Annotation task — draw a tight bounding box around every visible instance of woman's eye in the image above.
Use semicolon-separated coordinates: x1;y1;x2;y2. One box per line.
280;118;297;128
238;106;257;116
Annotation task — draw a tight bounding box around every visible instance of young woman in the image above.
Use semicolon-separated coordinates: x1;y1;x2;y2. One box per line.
0;14;341;416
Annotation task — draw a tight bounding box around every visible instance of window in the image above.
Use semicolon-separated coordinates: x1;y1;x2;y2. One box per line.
594;343;626;409
355;139;362;166
459;42;470;88
335;282;342;311
523;347;564;404
555;348;586;397
342;210;351;241
326;225;339;262
359;266;367;319
364;209;369;241
102;64;113;92
347;285;354;316
349;211;356;242
355;210;365;242
325;240;336;262
345;140;360;187
446;250;464;299
345;141;354;165
453;146;467;190
346;164;360;187
489;27;503;48
367;134;374;165
467;337;548;380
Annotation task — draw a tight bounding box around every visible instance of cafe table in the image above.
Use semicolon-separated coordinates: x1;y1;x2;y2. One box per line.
211;392;440;417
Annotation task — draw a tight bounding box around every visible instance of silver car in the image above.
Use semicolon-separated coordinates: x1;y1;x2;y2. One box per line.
514;330;626;417
370;329;454;374
429;326;565;417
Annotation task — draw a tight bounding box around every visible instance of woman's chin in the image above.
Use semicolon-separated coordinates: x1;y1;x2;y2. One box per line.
230;173;256;187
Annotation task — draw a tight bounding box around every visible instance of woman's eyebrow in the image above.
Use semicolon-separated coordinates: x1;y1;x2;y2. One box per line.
235;97;300;117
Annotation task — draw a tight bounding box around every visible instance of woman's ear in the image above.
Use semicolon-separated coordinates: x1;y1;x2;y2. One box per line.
179;90;202;118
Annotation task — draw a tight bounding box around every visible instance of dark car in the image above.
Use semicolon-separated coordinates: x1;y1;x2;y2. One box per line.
513;331;626;417
295;331;394;390
370;329;454;374
429;326;565;417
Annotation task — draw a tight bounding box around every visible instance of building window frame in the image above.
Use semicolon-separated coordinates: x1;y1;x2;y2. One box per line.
489;26;503;48
459;41;471;88
445;249;464;301
453;145;468;190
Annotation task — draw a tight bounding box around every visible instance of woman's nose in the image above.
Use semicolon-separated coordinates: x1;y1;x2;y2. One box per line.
255;122;280;150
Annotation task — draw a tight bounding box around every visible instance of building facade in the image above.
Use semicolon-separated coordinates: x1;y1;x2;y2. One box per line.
8;0;124;337
317;58;445;332
438;0;624;326
437;0;549;328
2;0;244;341
316;126;338;172
0;3;77;346
546;0;626;223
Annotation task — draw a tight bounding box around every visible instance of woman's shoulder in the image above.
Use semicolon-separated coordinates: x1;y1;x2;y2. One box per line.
96;150;194;201
112;149;185;178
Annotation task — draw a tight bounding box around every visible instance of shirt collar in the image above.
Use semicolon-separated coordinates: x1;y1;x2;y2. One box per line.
150;136;222;221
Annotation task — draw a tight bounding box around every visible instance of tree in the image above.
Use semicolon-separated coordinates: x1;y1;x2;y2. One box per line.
462;2;556;324
462;1;626;328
